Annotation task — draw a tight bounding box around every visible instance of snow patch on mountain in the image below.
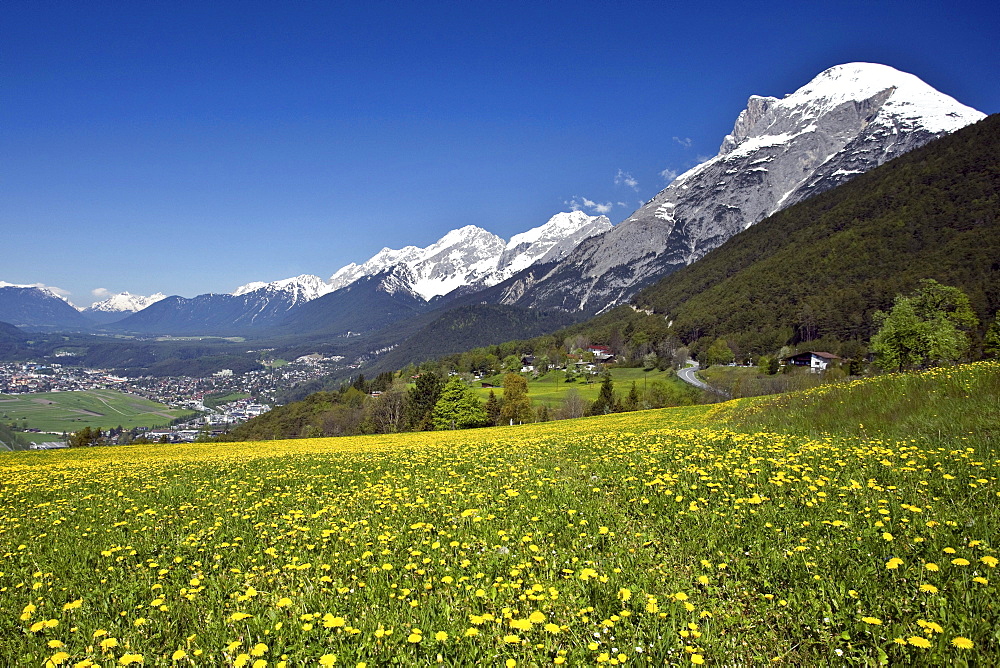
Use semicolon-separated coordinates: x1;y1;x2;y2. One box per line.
324;214;611;302
86;291;169;313
232;274;334;305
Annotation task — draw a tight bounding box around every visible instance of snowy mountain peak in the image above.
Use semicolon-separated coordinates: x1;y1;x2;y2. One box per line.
86;291;168;313
717;62;983;161
497;212;612;281
495;62;985;313
232;274;333;304
322;214;611;302
0;282;73;305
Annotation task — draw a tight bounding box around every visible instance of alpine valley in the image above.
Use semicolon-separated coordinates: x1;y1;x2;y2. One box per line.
0;62;989;373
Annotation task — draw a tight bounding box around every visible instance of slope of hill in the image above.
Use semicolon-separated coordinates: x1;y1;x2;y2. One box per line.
4;364;995;663
366;304;582;373
632;113;1000;352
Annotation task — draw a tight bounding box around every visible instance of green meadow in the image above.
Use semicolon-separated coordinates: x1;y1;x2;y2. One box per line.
0;389;196;432
1;362;996;665
472;367;698;407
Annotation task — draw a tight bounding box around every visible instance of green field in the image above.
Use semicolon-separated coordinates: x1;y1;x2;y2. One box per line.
473;367;696;406
1;362;996;665
0;389;197;432
203;391;251;409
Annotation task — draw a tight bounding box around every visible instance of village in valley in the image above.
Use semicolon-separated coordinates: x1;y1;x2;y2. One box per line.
0;353;347;447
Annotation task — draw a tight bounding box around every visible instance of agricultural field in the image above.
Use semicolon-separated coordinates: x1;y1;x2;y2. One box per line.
1;362;997;666
0;389;196;433
473;367;698;407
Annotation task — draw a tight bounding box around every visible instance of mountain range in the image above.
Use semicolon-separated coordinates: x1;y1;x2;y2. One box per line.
0;63;987;353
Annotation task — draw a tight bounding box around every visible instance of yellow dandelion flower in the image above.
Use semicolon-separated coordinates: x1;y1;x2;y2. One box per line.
951;637;974;649
861;617;882;625
171;650;187;661
907;636;931;648
435;631;448;641
919;584;939;594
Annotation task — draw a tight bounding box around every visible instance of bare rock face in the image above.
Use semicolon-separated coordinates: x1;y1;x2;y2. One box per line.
497;63;985;313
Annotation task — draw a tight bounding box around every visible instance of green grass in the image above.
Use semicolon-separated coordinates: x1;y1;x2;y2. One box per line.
0;389;196;432
203;392;252;410
713;361;1000;449
473;367;693;406
1;363;997;665
699;365;829;398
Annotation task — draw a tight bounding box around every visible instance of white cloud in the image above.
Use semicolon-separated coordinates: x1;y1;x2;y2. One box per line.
614;169;639;192
565;196;615;215
673;136;693;148
91;287;111;299
659;168;678;184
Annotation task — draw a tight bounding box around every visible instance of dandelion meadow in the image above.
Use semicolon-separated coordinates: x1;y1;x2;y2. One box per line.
2;363;998;666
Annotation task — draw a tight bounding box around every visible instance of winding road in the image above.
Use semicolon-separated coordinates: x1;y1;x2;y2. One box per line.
678;361;730;398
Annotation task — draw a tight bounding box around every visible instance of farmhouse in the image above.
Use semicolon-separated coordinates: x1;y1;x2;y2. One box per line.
785;351;841;372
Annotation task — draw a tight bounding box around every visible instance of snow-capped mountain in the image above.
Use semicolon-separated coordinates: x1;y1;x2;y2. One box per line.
0;284;92;329
232;274;334;305
107;213;610;335
86;291;168;313
491;62;985;312
495;211;613;282
327;213;611;301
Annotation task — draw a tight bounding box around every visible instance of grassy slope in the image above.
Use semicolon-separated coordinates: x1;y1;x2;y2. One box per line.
1;362;996;665
0;389;196;432
712;361;1000;448
473;367;698;406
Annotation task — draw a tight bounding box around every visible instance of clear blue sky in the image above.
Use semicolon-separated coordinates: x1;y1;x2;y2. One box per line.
2;0;997;306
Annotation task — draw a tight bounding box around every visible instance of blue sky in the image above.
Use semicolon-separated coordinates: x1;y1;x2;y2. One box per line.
2;0;998;306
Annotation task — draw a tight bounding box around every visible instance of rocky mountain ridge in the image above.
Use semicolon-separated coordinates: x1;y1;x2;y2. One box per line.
489;62;985;313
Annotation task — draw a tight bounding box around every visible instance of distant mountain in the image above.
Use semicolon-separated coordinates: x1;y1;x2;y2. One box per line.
82;291;168;324
272;272;430;337
109;290;316;336
366;304;581;373
328;212;612;299
493;63;985;313
631;113;999;352
0;285;92;330
110;212;610;336
232;274;335;304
